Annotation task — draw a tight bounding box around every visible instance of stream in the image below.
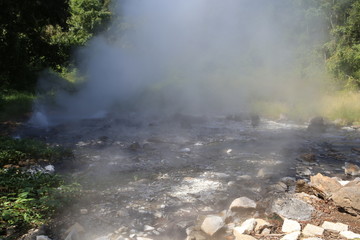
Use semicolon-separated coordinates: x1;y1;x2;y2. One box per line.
19;114;360;240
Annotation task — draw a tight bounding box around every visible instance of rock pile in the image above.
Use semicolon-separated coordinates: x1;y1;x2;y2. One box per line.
185;173;360;240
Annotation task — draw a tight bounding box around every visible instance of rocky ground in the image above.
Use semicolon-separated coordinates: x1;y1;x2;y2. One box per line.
15;114;360;240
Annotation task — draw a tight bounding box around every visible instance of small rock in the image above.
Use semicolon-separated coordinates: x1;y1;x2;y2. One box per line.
280;231;300;240
254;219;271;233
233;218;256;235
186;226;194;236
297;167;312;176
261;228;271;235
226;149;232;154
332;180;360;215
144;225;155;232
80;209;88;214
228;181;236;187
307;116;325;133
302;238;323;240
300;153;317;163
281;219;301;233
36;236;51;240
180;148;191;153
302;224;324;237
94;237;111;240
137;238;154;240
337;180;350;186
321;221;348;232
310;173;342;197
237;175;252;181
114;237;127;240
257;168;271;178
229;197;256;211
344;162;360;176
44;165;55;173
271;197;314;221
250;114;260;127
234;234;257;240
201;215;224;236
340;231;360;239
128;142;141;150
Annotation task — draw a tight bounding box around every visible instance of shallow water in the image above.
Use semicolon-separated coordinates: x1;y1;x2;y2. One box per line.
20;115;360;239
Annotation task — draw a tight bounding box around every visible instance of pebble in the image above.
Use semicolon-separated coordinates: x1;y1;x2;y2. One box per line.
302;238;323;240
340;231;360;239
254;218;271;233
180;148;191;153
200;215;224;236
233;234;257;240
281;218;301;233
36;236;51;240
321;221;348;232
302;224;324;237
144;225;155;232
280;231;301;240
229;197;257;211
80;208;88;214
233;218;256;235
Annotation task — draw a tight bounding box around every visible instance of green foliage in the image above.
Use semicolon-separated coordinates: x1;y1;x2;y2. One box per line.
323;1;360;88
47;0;111;47
0;0;69;91
0;168;80;234
0;136;72;167
0;137;79;238
0;0;111;92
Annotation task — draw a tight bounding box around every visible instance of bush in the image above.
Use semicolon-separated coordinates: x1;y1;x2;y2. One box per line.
0;137;79;238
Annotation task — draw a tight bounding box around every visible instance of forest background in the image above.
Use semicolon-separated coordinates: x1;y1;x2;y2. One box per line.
0;0;360;123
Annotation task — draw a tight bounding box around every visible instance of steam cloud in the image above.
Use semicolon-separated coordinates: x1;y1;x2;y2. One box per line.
32;0;325;126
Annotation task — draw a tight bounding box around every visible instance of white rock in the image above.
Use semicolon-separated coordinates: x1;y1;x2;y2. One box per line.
229;197;256;210
281;218;301;233
36;236;52;240
261;228;271;235
44;165;55;173
321;221;348;232
234;234;257;240
226;149;232;154
302;238;323;240
94;237;111;240
338;180;350;186
233;218;256;235
144;225;155;232
186;226;194;235
80;208;88;214
280;231;300;240
180;148;191;153
340;231;360;239
201;215;224;236
137;238;153;240
237;175;252;181
302;224;324;237
254;218;271;233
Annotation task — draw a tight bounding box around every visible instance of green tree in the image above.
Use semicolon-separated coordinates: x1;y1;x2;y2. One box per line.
0;0;69;91
0;0;111;92
324;1;360;88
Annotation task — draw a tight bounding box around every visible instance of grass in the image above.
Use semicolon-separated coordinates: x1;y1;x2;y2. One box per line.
0;136;79;239
252;91;360;125
0;91;35;122
320;91;360;125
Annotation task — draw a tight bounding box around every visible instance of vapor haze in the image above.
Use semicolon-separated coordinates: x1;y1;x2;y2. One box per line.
32;0;326;126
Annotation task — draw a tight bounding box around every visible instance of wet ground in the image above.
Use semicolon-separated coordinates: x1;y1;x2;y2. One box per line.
19;114;360;240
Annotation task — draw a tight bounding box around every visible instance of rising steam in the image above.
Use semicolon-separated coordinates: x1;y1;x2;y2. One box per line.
31;0;326;126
